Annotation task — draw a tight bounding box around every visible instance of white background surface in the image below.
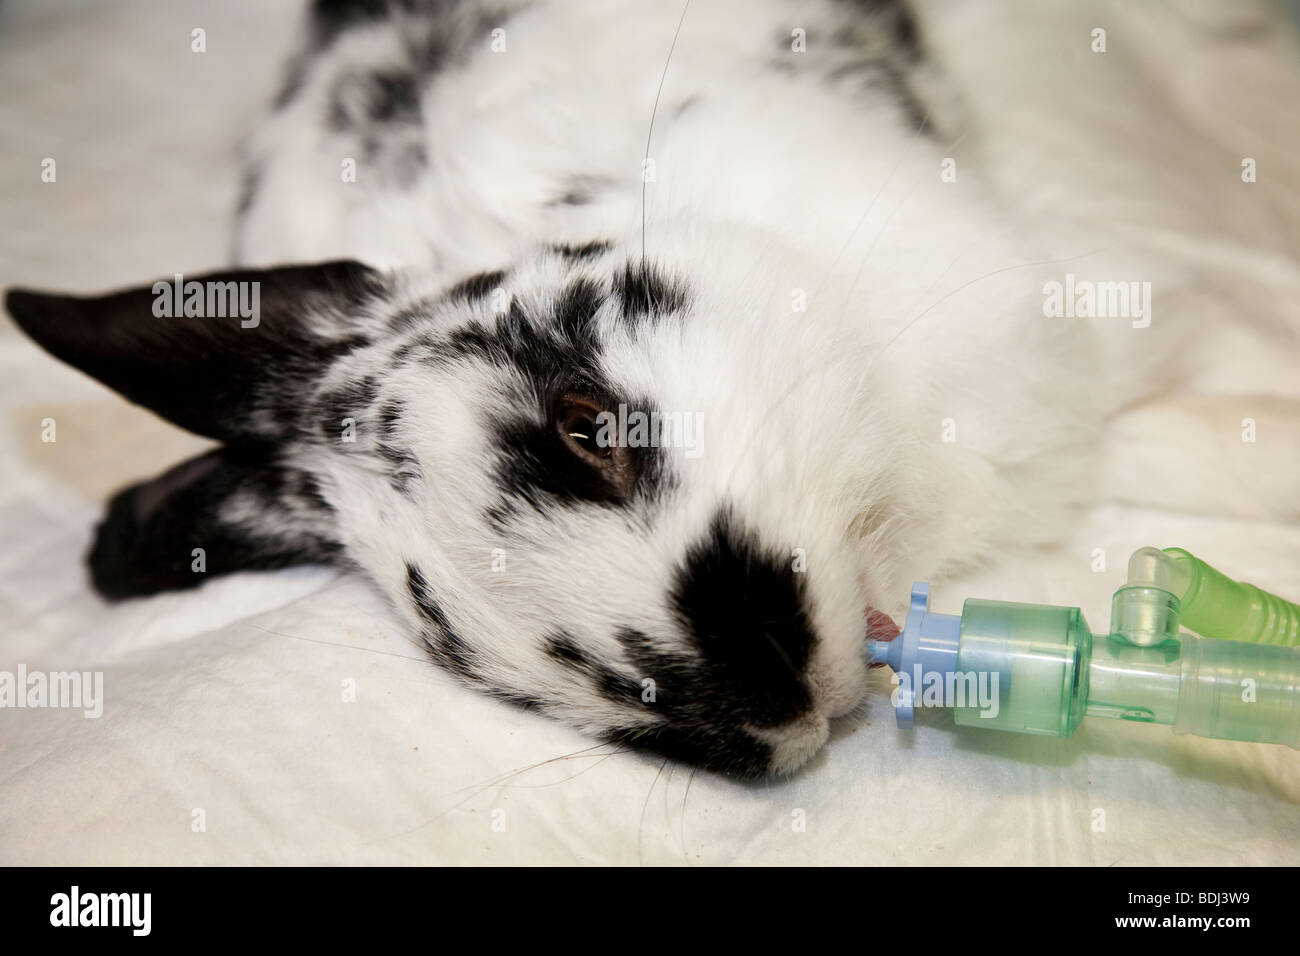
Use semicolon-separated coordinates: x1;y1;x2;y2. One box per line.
1;0;1297;864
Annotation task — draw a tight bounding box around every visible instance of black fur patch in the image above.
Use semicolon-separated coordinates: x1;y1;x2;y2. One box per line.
545;175;614;208
88;446;342;600
329;66;428;185
388;304;438;336
669;511;815;728
443;269;507;303
548;240;613;262
545;632;644;705
611;260;690;323
314;375;380;442
275;1;439;111
435;288;598;372
310;0;400;48
840;0;923;62
774;0;932;134
308;0;457;51
328;399;423;494
547;187;593;207
377;399;404;441
406;562;479;680
552;277;605;342
832;0;929;130
605;625;783;778
486;687;547;712
263;0;501;189
295;471;336;514
377;443;422;494
591;513;816;769
329;68;422;131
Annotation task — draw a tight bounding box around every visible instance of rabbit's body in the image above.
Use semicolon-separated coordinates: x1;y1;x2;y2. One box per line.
235;0;939;276
9;0;1297;776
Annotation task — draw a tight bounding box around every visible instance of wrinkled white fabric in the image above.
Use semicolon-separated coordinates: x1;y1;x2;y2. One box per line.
1;0;1296;865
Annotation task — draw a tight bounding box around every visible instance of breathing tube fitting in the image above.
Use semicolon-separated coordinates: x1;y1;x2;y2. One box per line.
865;547;1300;749
1120;547;1299;647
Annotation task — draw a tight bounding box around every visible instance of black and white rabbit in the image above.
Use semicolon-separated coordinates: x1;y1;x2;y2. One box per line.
7;0;1298;776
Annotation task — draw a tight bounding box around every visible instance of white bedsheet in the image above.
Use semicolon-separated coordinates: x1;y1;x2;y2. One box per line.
1;0;1297;865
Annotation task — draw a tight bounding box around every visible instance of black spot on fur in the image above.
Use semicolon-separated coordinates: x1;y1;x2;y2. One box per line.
487;688;547;712
258;0;512;201
593;515;819;777
544;175;613;208
406;562;479;680
668;511;814;728
774;0;932;134
275;0;429;110
315;375;380;441
346;399;422;494
388;303;439;335
326;66;428;184
889;79;930;133
600;518;816;769
548;240;613;262
377;399;404;441
890;3;921;60
840;0;923;61
606;627;782;777
432;281;603;375
612;260;690;323
295;471;336;514
443;269;507;303
377;441;422;495
552;277;604;341
370;71;421;123
545;633;644;705
832;0;929;129
545;632;590;668
309;0;433;51
548;189;592;207
329;69;422;131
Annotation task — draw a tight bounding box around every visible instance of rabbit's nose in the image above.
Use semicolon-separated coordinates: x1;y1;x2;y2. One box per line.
865;608;899;667
671;510;815;728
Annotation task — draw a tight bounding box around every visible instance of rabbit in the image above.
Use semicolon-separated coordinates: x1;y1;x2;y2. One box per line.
7;0;1296;777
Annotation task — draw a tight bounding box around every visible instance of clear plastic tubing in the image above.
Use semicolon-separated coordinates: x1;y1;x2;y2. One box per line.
1125;547;1299;647
869;580;1300;748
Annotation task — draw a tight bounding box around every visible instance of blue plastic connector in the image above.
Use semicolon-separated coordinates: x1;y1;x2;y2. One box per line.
866;582;961;729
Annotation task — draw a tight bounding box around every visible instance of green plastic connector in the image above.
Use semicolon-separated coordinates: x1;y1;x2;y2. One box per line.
1161;548;1299;646
1123;547;1300;646
872;547;1300;751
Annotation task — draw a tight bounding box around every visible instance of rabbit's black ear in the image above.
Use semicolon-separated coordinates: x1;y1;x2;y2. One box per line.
4;260;386;442
89;445;342;600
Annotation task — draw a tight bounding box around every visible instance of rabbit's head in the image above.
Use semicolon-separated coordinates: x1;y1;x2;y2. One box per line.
7;222;909;777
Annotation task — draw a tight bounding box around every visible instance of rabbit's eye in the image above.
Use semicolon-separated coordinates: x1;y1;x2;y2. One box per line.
554;396;637;499
558;398;611;459
560;399;608;458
